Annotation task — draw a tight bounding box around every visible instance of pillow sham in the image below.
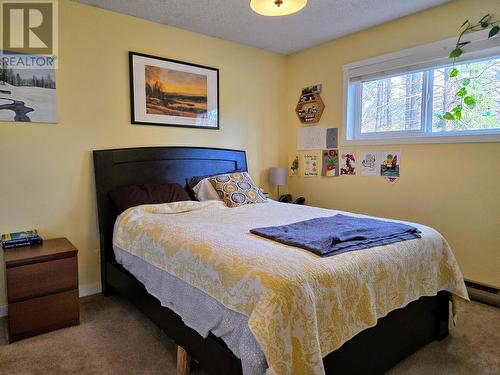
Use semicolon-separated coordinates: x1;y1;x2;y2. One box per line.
208;172;267;208
192;178;221;201
185;169;242;200
109;183;191;214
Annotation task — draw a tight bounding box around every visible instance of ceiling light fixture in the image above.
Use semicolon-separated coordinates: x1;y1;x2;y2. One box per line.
250;0;307;17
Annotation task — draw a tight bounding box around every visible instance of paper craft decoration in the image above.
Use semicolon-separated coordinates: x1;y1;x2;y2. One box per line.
380;150;400;178
302;154;319;177
289;155;299;177
360;150;379;176
340;151;356;176
298;125;327;150
321;150;339;177
326;128;338;149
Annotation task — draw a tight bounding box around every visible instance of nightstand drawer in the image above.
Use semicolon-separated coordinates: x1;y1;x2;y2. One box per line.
6;256;78;302
8;289;79;342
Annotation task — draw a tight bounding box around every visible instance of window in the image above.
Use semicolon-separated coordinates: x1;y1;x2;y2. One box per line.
432;58;500;132
344;31;500;145
360;72;424;134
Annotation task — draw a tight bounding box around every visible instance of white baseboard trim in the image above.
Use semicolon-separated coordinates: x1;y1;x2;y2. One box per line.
79;283;102;298
0;283;102;318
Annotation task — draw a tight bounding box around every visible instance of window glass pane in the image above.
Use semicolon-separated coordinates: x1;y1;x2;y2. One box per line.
361;73;423;133
432;58;500;132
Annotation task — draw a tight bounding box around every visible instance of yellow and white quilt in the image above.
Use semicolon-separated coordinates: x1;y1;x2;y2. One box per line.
113;200;468;375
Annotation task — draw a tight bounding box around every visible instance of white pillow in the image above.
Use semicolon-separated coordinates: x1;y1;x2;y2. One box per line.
192;178;221;201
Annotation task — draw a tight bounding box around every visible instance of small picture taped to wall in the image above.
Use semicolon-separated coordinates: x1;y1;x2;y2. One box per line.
321;149;339;177
360;150;379;176
380;150;400;178
289;155;299;177
340;150;356;176
326;128;338;148
302;154;319;177
297;125;326;150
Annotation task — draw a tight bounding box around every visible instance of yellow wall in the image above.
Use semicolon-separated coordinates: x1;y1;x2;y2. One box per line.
0;0;288;306
286;0;500;288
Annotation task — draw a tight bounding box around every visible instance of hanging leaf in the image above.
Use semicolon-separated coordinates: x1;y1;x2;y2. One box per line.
489;25;500;38
464;96;476;107
449;48;463;59
442;15;500;122
479;14;491;28
456;87;467;97
479;14;491;23
451;105;463;120
443;112;455;121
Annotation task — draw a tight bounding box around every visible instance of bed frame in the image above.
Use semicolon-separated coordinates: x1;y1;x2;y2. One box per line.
93;146;449;375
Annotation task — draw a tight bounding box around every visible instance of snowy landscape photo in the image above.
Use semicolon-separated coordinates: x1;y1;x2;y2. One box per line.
0;63;58;123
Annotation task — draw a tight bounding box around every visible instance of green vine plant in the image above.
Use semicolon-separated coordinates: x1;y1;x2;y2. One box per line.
442;14;499;122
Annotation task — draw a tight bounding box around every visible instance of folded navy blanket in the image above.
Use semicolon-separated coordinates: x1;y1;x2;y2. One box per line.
250;214;421;257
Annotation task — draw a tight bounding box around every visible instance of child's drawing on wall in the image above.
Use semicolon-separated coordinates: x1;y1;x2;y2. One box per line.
321;149;338;177
380;151;400;178
340;151;356;175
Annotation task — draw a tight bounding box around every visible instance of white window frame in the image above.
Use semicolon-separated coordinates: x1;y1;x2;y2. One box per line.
343;30;500;146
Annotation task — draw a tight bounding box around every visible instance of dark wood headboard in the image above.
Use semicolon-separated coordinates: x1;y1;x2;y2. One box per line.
93;146;247;291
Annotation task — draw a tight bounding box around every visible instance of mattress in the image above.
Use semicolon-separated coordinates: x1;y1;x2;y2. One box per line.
113;200;468;375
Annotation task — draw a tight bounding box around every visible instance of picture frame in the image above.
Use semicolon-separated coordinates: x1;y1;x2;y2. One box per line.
129;51;219;129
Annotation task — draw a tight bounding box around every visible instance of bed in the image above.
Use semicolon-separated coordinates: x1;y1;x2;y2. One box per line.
93;146;467;375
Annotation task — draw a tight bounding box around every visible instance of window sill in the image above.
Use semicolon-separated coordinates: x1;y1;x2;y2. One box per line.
342;133;500;146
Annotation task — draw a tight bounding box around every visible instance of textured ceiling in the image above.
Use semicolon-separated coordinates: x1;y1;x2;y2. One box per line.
77;0;450;54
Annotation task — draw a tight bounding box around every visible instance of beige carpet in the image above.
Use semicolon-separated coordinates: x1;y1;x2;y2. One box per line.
0;294;498;374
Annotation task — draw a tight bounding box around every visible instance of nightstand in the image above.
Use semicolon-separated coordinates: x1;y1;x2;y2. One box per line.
4;238;80;342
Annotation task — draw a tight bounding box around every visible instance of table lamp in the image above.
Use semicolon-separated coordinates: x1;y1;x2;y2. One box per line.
269;167;288;198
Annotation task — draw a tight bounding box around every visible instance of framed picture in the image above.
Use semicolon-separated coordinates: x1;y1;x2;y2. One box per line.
129;52;219;129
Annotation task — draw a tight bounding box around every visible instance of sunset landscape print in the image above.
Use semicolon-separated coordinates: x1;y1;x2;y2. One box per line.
145;65;207;118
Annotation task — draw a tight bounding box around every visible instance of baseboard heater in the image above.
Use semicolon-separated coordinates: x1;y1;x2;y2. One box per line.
465;280;500;307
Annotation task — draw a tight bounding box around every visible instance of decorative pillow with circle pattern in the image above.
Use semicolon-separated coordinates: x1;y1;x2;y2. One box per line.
208;172;267;208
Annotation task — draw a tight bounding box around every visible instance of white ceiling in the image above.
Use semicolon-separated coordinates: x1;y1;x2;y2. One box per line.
77;0;450;55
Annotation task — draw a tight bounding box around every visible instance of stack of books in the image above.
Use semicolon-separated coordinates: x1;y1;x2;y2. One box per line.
1;230;43;249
